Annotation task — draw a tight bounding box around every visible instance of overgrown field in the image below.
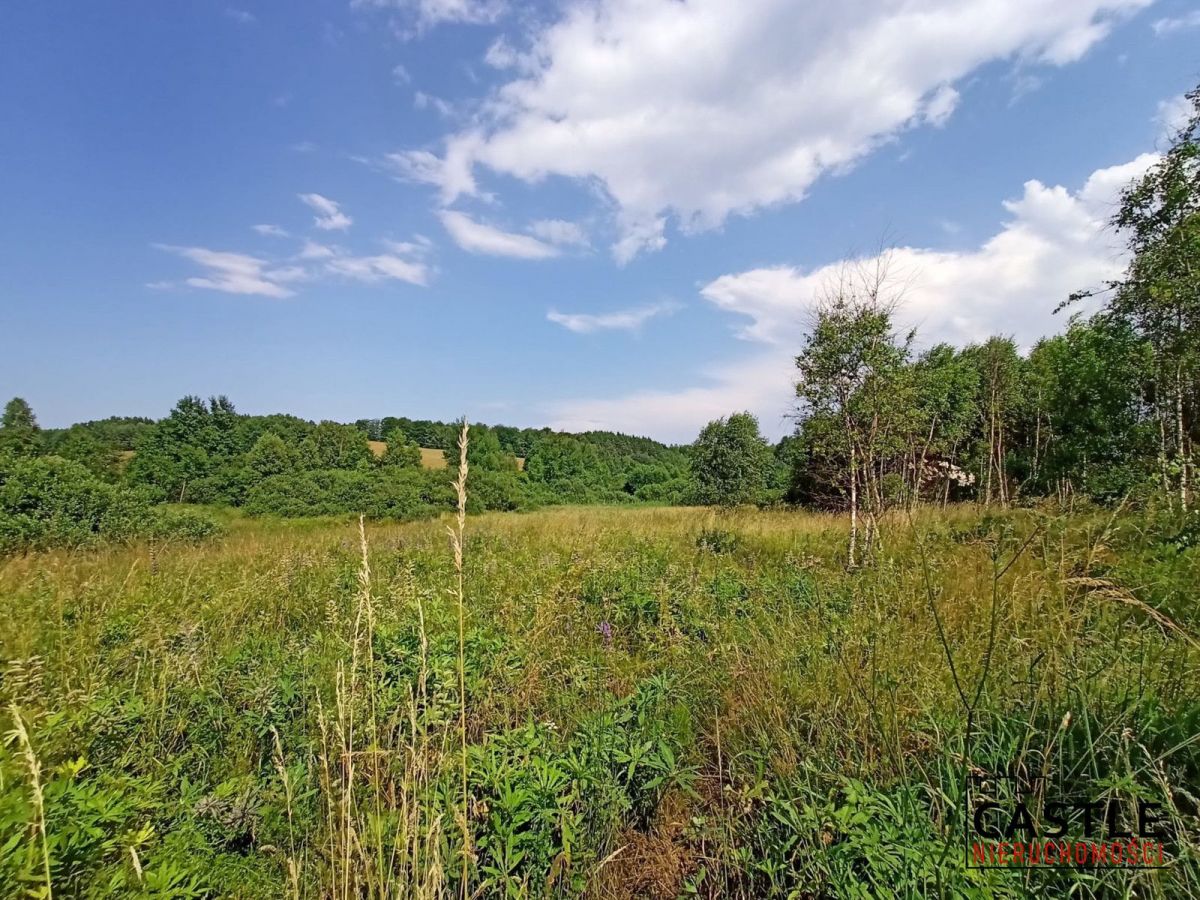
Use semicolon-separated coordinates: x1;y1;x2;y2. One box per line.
1;503;1198;897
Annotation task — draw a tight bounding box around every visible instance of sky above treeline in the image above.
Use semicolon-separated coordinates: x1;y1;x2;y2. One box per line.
2;0;1198;442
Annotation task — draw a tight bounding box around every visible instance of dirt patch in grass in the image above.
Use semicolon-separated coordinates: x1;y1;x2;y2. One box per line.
596;791;696;899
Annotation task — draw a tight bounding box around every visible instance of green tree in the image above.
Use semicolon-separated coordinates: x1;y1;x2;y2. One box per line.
1024;316;1153;499
1096;86;1200;510
449;426;518;472
961;338;1023;506
0;397;41;456
794;264;912;563
246;432;300;480
908;344;978;505
2;398;37;430
301;421;372;470
380;428;422;468
525;434;602;484
690;412;773;507
49;425;121;480
125;396;214;502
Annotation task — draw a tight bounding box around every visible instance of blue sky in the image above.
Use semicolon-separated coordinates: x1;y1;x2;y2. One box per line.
2;0;1198;442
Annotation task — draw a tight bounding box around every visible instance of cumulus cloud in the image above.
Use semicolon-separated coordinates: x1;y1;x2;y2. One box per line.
547;301;679;334
548;351;797;443
402;0;1147;261
253;224;290;238
547;152;1158;441
439;209;559;258
299;193;353;231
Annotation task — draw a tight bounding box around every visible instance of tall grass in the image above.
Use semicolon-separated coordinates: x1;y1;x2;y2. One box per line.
0;500;1197;896
449;420;470;897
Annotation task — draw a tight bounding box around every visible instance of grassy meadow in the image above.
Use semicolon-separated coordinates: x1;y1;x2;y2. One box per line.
1;501;1199;897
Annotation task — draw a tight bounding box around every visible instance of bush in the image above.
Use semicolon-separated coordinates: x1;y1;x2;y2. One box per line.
147;507;223;542
245;468;454;520
244;469;373;518
635;476;692;504
0;454;219;551
464;470;534;513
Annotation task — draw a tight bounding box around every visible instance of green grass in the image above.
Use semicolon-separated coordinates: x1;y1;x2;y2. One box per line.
1;503;1198;897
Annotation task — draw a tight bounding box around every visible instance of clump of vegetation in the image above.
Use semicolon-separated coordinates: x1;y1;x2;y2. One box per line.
0;453;219;552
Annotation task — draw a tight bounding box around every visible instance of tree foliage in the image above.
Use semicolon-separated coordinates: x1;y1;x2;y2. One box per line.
0;397;41;456
690;412;773;507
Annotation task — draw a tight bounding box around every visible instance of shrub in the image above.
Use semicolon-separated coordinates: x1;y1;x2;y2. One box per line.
0;454;219;551
244;469;374;518
245;468;456;520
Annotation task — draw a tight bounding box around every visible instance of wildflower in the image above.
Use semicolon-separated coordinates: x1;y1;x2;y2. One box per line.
597;620;613;647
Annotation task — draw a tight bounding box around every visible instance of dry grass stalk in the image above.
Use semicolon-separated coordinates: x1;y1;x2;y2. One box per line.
7;703;52;899
447;419;471;898
1065;576;1200;650
270;725;301;899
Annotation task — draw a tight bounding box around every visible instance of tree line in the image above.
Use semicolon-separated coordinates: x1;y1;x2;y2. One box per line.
2;87;1197;549
682;87;1200;564
0;392;697;545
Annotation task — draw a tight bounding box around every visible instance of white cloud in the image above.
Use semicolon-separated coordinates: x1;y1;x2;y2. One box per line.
153;245;297;298
1151;11;1200;35
547;152;1159;441
299;193;353;231
414;91;456;118
156;231;433;296
528;219;589;248
703;151;1159;351
352;0;505;30
297;240;335;260
253;223;290;238
1157;93;1194;140
392;63;411;84
225;8;256;25
547;301;679;334
385;142;482;201
312;236;432;286
405;0;1147;260
484;36;527;70
548;351;796;443
325;252;429;286
923;85;961;127
381;235;435;256
439;209;559;259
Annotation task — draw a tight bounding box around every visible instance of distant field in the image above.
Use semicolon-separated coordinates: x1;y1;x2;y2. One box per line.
364;442;524;470
421;446;448;469
368;441;445;468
